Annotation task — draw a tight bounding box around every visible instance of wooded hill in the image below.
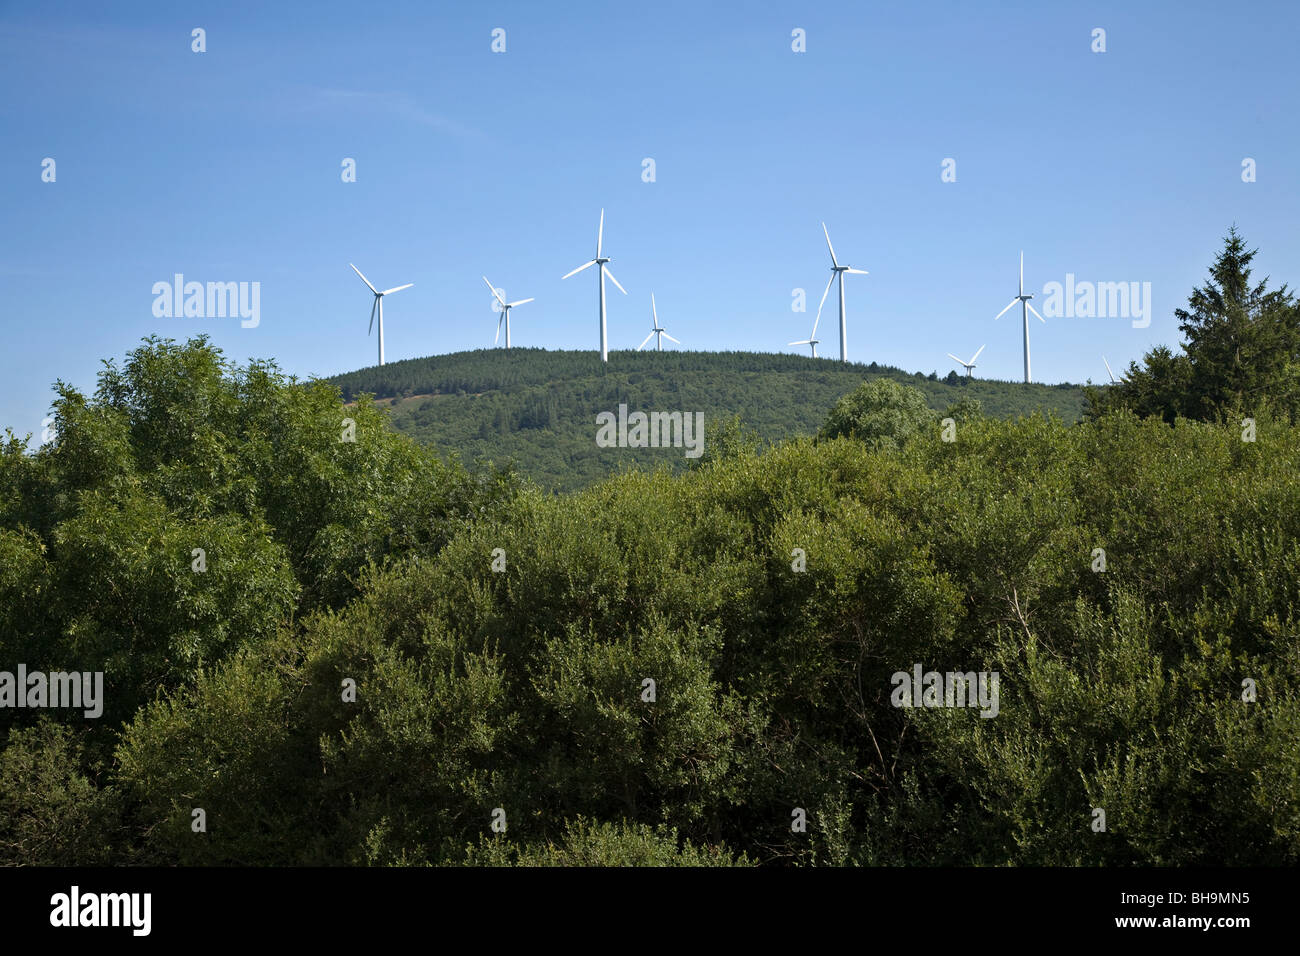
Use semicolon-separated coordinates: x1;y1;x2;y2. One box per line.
328;350;1088;491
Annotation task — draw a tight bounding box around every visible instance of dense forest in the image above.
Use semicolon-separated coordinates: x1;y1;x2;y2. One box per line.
328;349;1087;491
1;228;1297;866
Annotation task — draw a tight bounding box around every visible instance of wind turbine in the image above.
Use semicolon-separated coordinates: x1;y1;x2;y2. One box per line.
815;222;869;363
482;276;534;349
1102;356;1128;384
993;252;1046;383
561;209;626;362
638;294;679;351
789;309;822;358
350;263;413;367
947;344;986;377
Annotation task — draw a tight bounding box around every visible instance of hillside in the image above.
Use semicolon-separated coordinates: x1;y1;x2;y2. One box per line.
327;349;1089;491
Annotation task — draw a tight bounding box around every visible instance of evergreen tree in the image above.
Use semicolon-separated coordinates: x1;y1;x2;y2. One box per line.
1089;227;1300;422
1177;226;1300;419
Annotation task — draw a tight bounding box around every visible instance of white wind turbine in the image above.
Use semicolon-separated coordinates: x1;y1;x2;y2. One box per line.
482;276;534;349
947;344;986;377
1102;356;1128;384
789;309;822;358
637;294;679;351
561;209;626;362
993;251;1046;383
350;263;413;367
814;222;869;363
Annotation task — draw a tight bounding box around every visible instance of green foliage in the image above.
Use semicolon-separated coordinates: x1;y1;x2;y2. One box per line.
114;636;317;865
457;819;750;866
48;494;298;724
692;414;764;467
328;349;1087;492
818;378;936;448
88;410;1300;866
0;336;519;861
944;395;984;423
0;719;120;864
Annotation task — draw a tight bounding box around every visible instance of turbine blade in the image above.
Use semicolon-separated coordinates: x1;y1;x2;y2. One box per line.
483;276;507;305
506;297;534;307
846;268;869;275
1103;356;1116;382
494;314;503;345
1019;251;1024;296
947;353;964;364
597;209;604;258
603;265;627;295
789;339;812;346
351;263;378;294
637;331;655;351
651;293;659;327
994;298;1018;321
1027;302;1047;323
381;283;413;296
662;333;680;344
971;344;986;363
368;297;377;334
562;260;598;280
812;271;835;337
822;222;838;268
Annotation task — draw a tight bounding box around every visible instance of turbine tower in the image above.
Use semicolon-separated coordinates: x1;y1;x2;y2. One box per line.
815;222;868;363
637;294;679;351
482;276;534;349
350;263;413;367
561;209;626;362
947;344;986;378
993;252;1046;384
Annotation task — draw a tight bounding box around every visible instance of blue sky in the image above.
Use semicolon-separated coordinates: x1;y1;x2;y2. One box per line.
2;0;1297;436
